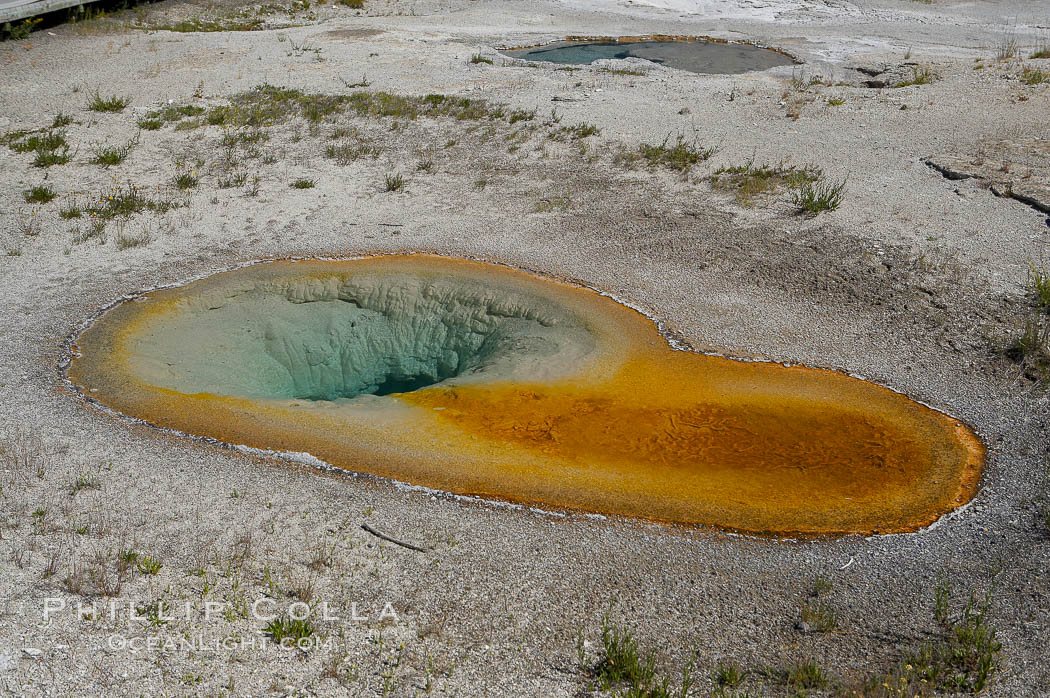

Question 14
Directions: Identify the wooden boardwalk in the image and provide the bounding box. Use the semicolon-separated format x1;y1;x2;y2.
1;0;93;25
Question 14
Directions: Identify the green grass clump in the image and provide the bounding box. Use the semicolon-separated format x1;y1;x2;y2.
264;617;315;644
337;0;365;7
792;178;846;215
384;173;404;192
92;141;134;167
863;590;1002;695
196;84;518;129
23;185;57;204
470;53;493;65
137;118;163;130
291;177;315;189
1020;65;1049;85
5;130;72;167
1032;47;1050;59
151;18;263;32
88;90;131;113
51;112;74;128
712;661;747;688
136;554;162;574
786;659;828;691
590;617;695;698
711;161;821;205
86;183;179;220
60;199;83;219
636;134;716;172
893;65;936;87
172;172;199;190
799;600;839;632
144;104;206;125
560;122;600;139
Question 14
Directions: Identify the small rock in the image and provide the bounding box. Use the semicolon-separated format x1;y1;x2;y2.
22;648;41;658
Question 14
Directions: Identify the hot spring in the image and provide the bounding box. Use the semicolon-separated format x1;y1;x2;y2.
68;256;983;536
501;37;795;74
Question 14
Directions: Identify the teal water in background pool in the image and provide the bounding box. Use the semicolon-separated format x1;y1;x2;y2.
502;40;794;74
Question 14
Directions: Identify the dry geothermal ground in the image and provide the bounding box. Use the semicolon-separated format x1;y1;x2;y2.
1;0;1050;695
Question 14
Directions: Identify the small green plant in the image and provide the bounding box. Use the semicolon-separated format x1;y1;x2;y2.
1020;65;1049;85
60;199;83;219
792;178;846;215
470;53;493;65
800;600;839;632
264;616;315;643
337;0;365;8
69;473;101;496
787;659;828;690
88;90;131;113
87;183;179;220
560;122;600;139
1033;44;1050;60
6;130;72;167
4;17;41;40
172;172;199;190
23;185;57;204
117;549;139;573
1028;264;1050;310
711;162;821;205
291;178;315;189
384;173;405;192
893;65;936;87
827;96;846;106
115;229;152;250
92;140;134;167
52;112;74;128
590;617;694;697
137;118;163;130
636;133;716;172
712;661;747;688
137;555;162;575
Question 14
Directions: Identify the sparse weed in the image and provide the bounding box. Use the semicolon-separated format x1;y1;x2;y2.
137;118;163;130
264;616;315;643
787;659;828;691
52;112;74;128
172;171;199;190
800;600;839;632
893;65;936;87
635;133;716;172
137;555;162;575
712;661;747;688
92;140;134;167
291;178;315;189
792;177;846;214
1020;65;1049;85
23;185;57;204
470;53;493;65
115;228;152;250
384;173;404;192
69;472;101;496
711;161;820;205
88;90;131;113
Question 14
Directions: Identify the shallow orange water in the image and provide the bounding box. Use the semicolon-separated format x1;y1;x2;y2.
68;256;983;536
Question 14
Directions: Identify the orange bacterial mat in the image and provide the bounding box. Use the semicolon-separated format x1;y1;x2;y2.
68;256;983;536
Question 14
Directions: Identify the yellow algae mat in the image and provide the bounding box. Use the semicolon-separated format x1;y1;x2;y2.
69;256;983;536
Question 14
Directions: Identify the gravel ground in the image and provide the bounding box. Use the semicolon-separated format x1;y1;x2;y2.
1;0;1049;695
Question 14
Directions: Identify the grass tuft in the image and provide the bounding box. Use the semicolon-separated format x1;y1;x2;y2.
1020;65;1049;85
88;90;131;113
92;140;134;167
384;173;404;192
470;53;494;65
792;178;847;215
23;185;57;204
264;617;315;644
711;161;821;205
172;172;199;190
636;133;716;172
893;65;936;87
291;178;315;189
